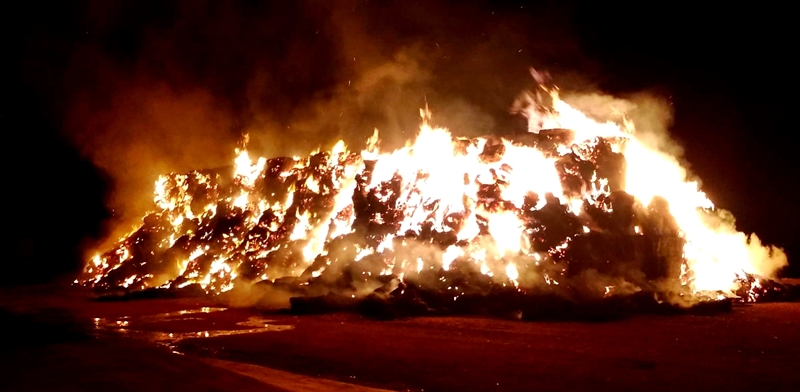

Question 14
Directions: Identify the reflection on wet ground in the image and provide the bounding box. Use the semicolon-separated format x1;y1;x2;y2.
92;307;294;353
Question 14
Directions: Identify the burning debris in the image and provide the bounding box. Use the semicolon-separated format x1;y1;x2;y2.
78;78;793;318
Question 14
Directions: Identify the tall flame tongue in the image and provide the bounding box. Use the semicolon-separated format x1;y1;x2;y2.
80;79;786;305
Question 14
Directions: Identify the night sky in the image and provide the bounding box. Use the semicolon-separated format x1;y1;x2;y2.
3;0;797;285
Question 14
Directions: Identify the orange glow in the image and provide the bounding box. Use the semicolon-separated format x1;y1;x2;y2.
79;78;786;303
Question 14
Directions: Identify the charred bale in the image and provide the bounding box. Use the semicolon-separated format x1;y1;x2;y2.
478;136;506;163
594;138;626;192
528;193;582;252
531;129;575;157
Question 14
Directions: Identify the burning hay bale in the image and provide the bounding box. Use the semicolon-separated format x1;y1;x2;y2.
78;84;792;319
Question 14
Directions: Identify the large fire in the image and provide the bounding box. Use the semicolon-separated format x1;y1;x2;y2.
78;76;788;310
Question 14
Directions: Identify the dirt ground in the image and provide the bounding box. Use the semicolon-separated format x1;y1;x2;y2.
1;284;798;392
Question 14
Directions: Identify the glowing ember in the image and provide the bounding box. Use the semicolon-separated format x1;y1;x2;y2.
78;73;787;307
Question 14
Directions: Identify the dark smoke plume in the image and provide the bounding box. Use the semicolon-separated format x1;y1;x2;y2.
58;0;597;252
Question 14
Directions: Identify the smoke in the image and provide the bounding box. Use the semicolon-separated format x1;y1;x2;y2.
67;79;238;244
219;282;295;310
745;234;788;278
560;91;680;154
57;0;788;292
246;46;435;157
555;89;788;278
698;210;788;278
57;0;595;256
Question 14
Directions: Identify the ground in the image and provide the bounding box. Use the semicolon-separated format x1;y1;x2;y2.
1;283;798;392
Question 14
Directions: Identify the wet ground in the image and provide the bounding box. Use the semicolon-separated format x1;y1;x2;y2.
1;283;798;391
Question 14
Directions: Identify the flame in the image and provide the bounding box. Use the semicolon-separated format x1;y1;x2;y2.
79;77;786;303
506;263;519;286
